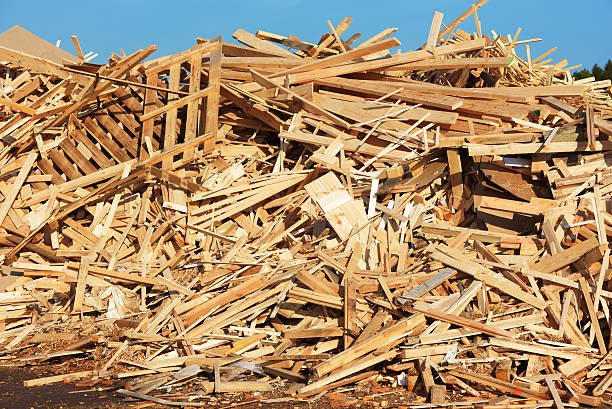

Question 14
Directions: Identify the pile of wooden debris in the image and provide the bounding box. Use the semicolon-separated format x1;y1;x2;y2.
1;1;612;407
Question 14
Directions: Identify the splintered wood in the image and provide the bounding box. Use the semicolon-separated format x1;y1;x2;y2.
0;2;612;407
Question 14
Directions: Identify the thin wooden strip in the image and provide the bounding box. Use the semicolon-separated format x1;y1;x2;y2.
140;86;213;122
407;305;515;339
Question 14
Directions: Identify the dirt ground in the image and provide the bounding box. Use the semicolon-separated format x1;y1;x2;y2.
0;366;121;408
0;364;441;409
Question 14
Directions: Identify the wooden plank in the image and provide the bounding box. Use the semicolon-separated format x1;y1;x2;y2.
430;243;547;309
344;243;364;349
162;63;180;168
578;276;607;354
425;11;444;48
447;149;463;208
315;95;458;126
145;41;221;74
70;35;85;59
437;0;489;41
467;141;612;156
140;86;213;122
232;29;298;58
82;117;132;163
23;370;96;387
489;338;581;360
203;40;222;153
448;368;547;401
95;113;138;157
305;172;369;245
407;305;515;339
287;39;486;85
299;350;396;396
530;236;599;274
279;130;408;160
0;45;90;84
178;275;269;321
250;70;351;128
140;73;158;158
313;313;425;377
0;152;37;227
0;96;35;115
388;57;512;71
315;77;463;111
183;52;202;160
278;37;401;77
397;268;457;304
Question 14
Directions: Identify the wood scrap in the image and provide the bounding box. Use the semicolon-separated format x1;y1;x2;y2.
0;4;610;408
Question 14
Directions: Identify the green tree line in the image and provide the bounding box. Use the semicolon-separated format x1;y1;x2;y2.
573;59;612;81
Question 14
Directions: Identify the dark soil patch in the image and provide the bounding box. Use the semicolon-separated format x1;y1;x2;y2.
0;366;122;409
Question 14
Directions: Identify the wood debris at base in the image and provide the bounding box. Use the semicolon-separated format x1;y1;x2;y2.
0;2;612;407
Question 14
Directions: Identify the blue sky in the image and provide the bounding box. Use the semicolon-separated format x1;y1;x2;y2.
1;0;610;72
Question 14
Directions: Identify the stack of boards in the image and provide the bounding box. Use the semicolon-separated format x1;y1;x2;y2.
1;0;612;407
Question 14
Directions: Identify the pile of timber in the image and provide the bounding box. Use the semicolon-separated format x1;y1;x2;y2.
1;1;612;407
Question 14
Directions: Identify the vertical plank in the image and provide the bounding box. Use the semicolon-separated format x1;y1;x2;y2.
163;63;181;169
579;276;607;354
344;242;364;350
203;39;222;154
446;149;463;209
543;375;565;409
70;35;85;60
184;53;202;161
73;255;92;313
586;104;596;151
426;11;444;48
140;73;158;159
74;234;110;313
542;216;562;256
593;249;610;335
594;186;608;245
471;4;482;38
